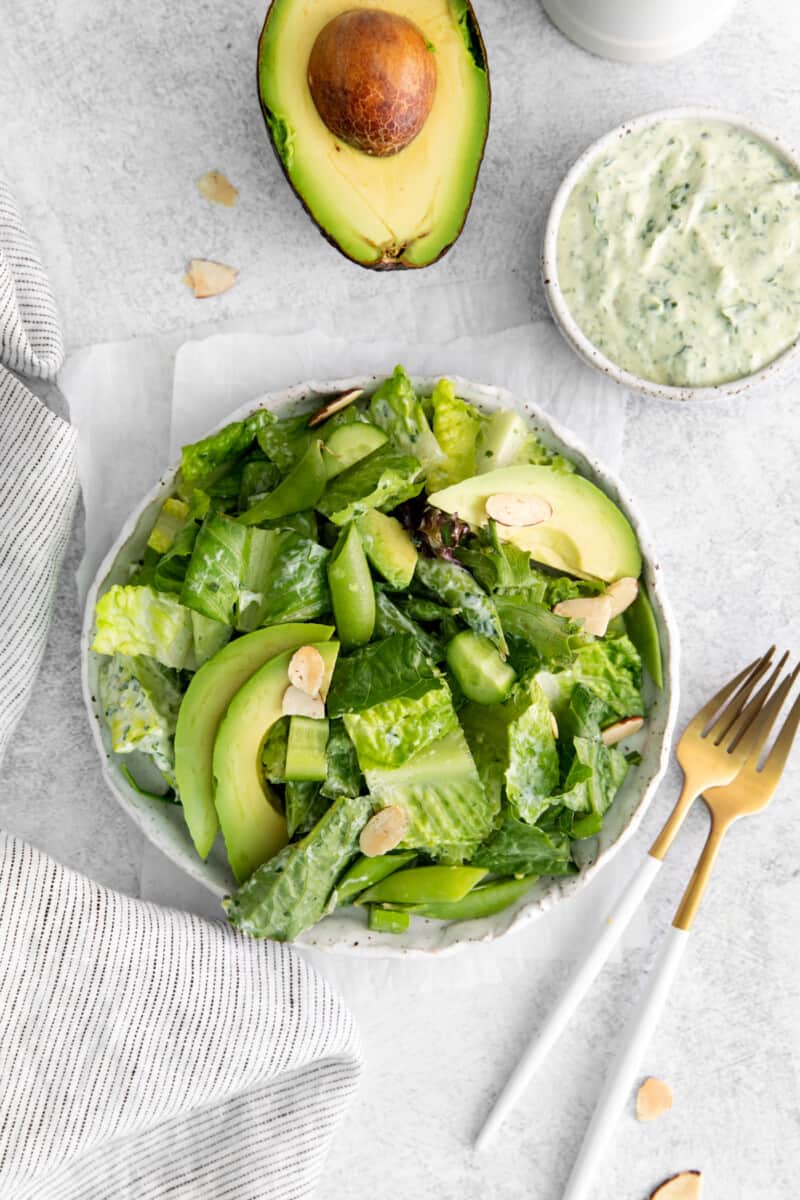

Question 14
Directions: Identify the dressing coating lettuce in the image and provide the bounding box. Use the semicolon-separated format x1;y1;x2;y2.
317;446;424;525
427;378;481;491
344;682;458;769
98;654;182;785
327;634;437;716
368;365;444;474
93;584;194;670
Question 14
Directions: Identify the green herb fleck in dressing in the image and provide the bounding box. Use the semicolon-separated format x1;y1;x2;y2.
557;120;800;386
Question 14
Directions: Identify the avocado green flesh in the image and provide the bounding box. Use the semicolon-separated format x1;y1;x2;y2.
257;0;490;268
356;508;418;588
428;465;642;583
175;623;333;861
213;640;339;883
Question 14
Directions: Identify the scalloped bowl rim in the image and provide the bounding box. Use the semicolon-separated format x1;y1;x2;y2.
82;373;680;957
541;106;800;403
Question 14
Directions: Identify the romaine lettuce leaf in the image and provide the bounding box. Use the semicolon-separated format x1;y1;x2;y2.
471;813;576;877
427;378;481;491
320;720;363;800
93;585;194;670
239;459;282;510
256;530;330;625
365;727;497;863
147;498;190;554
541;634;644;725
152;523;198;595
225;794;372;940
327;634;437;716
554;735;629;816
496;594;581;670
344;682;458;769
373;589;443;661
414;556;506;653
285;781;330;840
98;654;183;785
368;366;444;473
256;414;314;472
180;512;247;625
180;410;272;489
191;612;231;666
316;446;424;525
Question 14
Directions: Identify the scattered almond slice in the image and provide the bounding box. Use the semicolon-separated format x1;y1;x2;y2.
307;388;364;428
196;169;239;207
553;594;614;638
282;684;325;719
359;805;409;856
602;716;645;747
485;492;553;527
184;259;238;299
288;645;325;697
650;1171;702;1200
636;1076;673;1121
606;576;639;617
550;712;559;739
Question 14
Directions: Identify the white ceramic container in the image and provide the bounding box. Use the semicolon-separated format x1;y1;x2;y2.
542;0;738;62
82;374;679;957
542;107;800;403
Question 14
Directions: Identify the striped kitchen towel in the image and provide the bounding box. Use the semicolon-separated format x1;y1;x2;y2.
0;181;362;1199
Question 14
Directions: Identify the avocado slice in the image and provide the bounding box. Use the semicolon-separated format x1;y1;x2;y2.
355;509;418;588
175;623;333;861
257;0;490;269
428;466;642;583
213;640;340;883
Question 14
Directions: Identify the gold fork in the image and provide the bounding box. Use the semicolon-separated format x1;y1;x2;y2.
560;654;800;1200
477;647;783;1152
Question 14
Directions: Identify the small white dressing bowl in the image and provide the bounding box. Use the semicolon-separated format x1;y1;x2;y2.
541;107;800;403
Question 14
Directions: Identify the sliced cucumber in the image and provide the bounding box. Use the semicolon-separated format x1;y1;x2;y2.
323;422;387;479
285;716;329;782
445;631;516;705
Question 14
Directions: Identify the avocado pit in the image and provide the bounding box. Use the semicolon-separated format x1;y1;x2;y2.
307;9;436;157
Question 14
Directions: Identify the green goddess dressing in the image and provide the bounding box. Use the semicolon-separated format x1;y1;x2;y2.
556;119;800;386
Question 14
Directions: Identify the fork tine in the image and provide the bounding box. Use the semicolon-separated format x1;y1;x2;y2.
688;648;774;737
759;685;800;780
712;652;789;746
729;663;799;761
703;647;776;741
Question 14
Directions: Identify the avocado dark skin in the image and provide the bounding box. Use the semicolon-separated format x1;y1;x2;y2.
256;0;491;270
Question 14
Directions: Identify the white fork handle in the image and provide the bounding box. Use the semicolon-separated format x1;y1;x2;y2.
562;924;690;1200
475;852;663;1152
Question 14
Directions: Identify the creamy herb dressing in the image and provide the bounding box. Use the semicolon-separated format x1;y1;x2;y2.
557;119;800;386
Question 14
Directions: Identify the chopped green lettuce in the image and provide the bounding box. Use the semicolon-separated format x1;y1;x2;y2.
225;794;373;940
541;634;644;725
427;378;481;491
327;634;438;716
320;720;363;800
415;557;506;653
496;595;581;671
93;585;194;670
373;589;443;661
191;612;231;666
147;498;190;554
239;459;282;509
180;410;272;490
365;727;497;863
471;813;576;877
256;414;313;472
180;512;247;625
98;654;183;785
317;446;424;525
554;736;629;816
152;523;198;595
256;530;330;625
344;682;458;769
285;781;330;839
369;366;444;473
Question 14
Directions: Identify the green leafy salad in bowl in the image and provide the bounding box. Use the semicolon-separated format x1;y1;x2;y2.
85;368;676;951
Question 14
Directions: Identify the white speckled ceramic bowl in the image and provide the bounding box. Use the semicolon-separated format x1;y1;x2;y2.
542;107;800;403
82;374;679;956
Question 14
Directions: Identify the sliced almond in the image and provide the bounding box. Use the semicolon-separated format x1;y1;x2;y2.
282;684;325;719
636;1076;673;1121
307;388;364;428
485;492;553;527
601;716;645;747
288;645;326;697
549;712;559;739
606;576;639;617
650;1171;702;1200
359;806;409;857
553;594;614;638
184;259;238;299
196;169;239;207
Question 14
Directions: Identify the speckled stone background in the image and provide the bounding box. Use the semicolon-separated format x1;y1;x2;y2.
2;1;800;1197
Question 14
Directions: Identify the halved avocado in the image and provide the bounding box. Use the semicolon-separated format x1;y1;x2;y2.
257;0;491;269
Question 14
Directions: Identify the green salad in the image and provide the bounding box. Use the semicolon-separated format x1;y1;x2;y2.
91;367;662;941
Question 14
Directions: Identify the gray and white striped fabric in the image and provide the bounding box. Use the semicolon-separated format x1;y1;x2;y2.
0;182;362;1198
